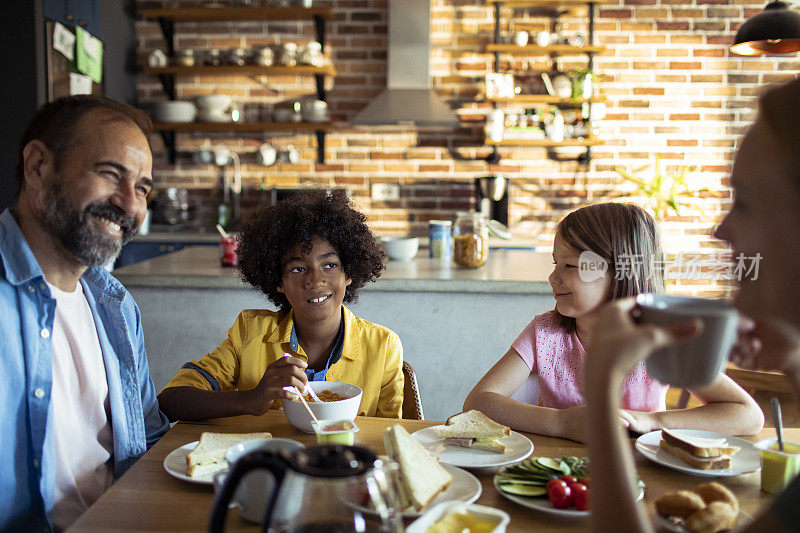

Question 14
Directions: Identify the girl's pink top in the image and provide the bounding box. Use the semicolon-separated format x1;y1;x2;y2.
511;311;668;411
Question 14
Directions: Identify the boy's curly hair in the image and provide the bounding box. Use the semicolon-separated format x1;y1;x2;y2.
237;190;387;310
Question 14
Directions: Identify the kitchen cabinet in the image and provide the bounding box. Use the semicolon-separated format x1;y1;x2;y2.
44;0;99;37
484;0;610;161
140;6;335;164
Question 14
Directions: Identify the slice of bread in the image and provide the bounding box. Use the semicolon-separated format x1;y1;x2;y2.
186;431;271;477
443;436;507;453
436;410;511;439
384;425;453;511
659;440;732;470
661;430;740;458
470;438;507;454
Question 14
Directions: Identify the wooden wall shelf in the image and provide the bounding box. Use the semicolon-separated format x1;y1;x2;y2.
153;122;334;133
487;0;613;6
145;65;336;77
141;5;334;165
140;7;334;22
487;95;606;104
486;44;605;55
486;138;603;147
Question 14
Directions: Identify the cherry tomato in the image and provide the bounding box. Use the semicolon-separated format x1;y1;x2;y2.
560;475;577;484
568;482;589;511
548;482;572;509
546;479;567;495
579;477;590;487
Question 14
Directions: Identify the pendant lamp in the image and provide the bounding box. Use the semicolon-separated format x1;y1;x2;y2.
731;1;800;55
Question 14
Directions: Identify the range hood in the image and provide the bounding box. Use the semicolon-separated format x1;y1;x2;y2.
350;0;459;128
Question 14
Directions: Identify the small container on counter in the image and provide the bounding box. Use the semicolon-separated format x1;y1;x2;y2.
453;212;489;268
756;438;800;494
311;419;359;445
428;220;452;259
220;235;237;267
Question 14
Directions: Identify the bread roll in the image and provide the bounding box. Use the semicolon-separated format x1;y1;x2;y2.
693;482;739;515
686;501;737;533
654;490;706;519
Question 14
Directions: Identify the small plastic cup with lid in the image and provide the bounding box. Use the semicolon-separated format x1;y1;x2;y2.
311;419;359;446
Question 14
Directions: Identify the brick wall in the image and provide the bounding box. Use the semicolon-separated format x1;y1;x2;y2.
135;0;797;295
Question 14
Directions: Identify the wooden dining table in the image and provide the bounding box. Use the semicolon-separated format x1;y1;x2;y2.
68;411;796;532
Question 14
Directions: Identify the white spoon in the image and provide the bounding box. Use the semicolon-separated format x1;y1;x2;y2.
281;353;322;402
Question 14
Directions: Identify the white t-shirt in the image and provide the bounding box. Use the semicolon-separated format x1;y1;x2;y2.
47;280;114;531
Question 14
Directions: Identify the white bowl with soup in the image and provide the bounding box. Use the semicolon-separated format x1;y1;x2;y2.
283;381;362;433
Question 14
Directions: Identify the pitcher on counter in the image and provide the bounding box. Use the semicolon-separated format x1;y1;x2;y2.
464;202;764;442
158;190;404;420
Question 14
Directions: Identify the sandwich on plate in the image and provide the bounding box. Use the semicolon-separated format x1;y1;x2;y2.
659;429;740;470
185;431;271;478
435;410;511;453
383;425;453;511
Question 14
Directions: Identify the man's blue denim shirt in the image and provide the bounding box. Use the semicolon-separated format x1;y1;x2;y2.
0;209;170;532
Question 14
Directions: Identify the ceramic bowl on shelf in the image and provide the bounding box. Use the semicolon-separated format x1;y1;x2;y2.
153;101;197;123
380;236;419;261
195;94;233;115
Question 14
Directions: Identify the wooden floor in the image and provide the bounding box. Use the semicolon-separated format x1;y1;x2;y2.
665;387;800;429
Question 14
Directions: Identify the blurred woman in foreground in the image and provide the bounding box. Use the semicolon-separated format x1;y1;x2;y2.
586;78;800;532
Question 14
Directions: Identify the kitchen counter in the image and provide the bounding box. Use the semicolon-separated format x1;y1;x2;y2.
116;246;555;419
132;231;219;243
113;245;553;293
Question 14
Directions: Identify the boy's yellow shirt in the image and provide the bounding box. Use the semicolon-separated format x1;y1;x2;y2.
163;306;404;418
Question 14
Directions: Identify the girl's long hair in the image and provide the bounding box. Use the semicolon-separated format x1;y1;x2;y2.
555;202;665;332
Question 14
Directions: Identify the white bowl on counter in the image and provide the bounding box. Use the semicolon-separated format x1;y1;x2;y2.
153;101;197;123
380;236;419;261
283;381;362;433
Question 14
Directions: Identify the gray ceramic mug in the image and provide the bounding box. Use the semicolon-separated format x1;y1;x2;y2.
637;294;739;388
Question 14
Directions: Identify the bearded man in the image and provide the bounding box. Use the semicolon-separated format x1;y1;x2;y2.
0;95;169;532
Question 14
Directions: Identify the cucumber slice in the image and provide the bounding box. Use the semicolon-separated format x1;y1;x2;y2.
534;457;563;472
495;478;547;486
499;484;548;497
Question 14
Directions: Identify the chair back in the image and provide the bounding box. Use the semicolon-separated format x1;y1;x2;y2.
401;361;424;420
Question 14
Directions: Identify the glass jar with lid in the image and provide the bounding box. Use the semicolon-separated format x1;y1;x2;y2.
175;49;195;67
253;46;274;66
204;49;222;66
453;212;489;268
279;42;298;66
225;48;248;66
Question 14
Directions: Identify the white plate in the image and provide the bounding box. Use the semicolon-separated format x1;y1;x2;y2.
635;430;761;477
493;476;643;518
163;441;215;485
656;510;752;532
348;464;481;518
411;427;533;469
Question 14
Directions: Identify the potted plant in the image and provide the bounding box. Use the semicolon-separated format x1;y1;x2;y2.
614;154;719;220
570;68;603;102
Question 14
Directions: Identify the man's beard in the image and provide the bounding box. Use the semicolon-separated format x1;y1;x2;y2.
41;182;138;268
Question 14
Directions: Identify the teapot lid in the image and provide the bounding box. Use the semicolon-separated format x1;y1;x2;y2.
290;445;378;478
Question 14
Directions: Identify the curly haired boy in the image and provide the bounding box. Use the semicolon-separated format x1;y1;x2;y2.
158;190;404;420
